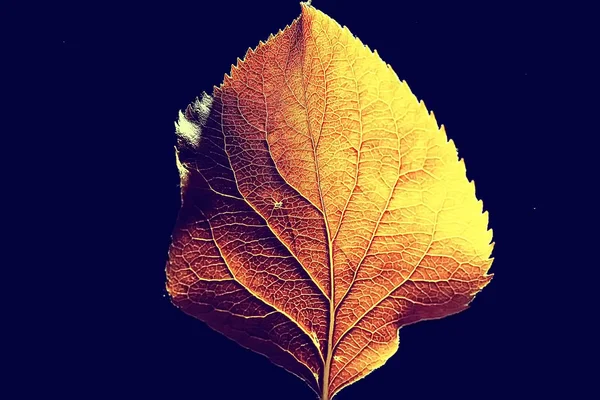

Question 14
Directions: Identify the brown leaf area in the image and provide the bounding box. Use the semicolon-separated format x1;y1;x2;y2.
166;4;493;399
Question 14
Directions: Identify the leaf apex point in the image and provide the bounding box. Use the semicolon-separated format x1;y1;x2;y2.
300;0;312;9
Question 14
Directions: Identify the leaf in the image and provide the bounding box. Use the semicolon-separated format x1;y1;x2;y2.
166;3;493;399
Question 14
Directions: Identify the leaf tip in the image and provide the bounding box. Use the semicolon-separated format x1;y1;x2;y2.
300;0;313;9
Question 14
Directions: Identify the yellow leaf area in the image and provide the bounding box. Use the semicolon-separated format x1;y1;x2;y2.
166;4;493;400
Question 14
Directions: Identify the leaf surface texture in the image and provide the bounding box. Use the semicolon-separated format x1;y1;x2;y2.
166;4;493;399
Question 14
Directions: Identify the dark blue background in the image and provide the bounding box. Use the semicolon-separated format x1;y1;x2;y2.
30;0;591;399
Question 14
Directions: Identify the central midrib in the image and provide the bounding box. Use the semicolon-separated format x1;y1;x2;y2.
304;73;336;400
293;16;336;400
307;113;335;400
321;229;335;400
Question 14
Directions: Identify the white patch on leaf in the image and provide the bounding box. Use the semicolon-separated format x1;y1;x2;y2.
174;147;189;190
175;92;213;149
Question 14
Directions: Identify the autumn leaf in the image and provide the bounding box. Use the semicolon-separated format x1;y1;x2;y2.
166;3;493;399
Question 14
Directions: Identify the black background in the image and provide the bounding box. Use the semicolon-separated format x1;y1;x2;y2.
19;0;593;399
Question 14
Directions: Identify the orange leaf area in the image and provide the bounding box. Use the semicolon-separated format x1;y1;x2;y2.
166;3;493;399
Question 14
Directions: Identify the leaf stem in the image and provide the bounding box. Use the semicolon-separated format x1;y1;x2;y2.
321;290;335;399
321;217;336;400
